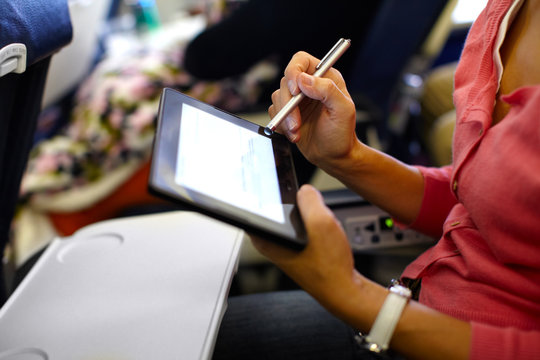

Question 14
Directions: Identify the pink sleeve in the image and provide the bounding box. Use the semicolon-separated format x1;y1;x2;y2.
471;322;540;360
408;165;457;238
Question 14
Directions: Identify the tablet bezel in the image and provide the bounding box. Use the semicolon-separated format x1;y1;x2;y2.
149;88;307;249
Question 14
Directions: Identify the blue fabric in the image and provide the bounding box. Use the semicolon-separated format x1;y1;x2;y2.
0;1;72;304
0;59;51;304
0;0;72;66
348;0;449;115
212;290;403;360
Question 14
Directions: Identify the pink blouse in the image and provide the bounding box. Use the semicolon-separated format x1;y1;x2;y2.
401;0;540;358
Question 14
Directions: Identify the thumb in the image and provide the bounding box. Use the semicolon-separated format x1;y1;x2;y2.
297;184;333;224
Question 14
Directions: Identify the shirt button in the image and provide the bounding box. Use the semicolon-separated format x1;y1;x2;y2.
453;180;458;192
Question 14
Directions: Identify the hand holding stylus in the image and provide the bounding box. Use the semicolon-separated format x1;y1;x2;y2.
264;38;351;136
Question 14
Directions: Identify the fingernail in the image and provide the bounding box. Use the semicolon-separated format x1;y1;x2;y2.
286;115;298;130
288;80;298;95
288;131;298;143
300;73;313;86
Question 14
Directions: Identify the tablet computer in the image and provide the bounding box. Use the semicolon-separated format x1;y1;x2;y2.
149;88;307;249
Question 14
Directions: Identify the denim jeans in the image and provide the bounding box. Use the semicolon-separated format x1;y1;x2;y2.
212;290;403;360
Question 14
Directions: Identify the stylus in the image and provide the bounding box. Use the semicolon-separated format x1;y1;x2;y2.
264;38;351;136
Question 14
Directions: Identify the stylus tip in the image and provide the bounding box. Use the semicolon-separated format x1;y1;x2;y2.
264;127;273;136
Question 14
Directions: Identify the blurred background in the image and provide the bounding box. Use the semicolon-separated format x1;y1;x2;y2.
7;0;489;295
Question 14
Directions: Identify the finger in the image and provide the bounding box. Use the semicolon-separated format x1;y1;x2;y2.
271;88;280;105
297;73;337;103
268;82;292;136
268;104;276;119
281;113;301;143
274;77;301;142
278;77;292;105
296;184;333;223
297;185;344;248
285;52;348;91
284;51;320;86
250;234;299;262
297;73;353;116
268;89;281;119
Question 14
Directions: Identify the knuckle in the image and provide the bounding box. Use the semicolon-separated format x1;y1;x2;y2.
286;51;312;76
293;50;308;58
309;211;339;234
268;104;275;116
324;79;335;93
319;78;336;102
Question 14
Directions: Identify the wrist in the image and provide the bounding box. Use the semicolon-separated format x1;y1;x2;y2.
362;280;412;353
321;271;388;333
317;138;369;180
318;141;424;224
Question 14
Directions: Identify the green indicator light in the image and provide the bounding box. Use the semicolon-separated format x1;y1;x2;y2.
385;218;394;229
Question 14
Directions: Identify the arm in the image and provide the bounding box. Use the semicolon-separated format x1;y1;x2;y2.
269;51;424;224
254;186;540;360
410;165;457;238
252;185;471;360
471;322;540;360
260;52;472;359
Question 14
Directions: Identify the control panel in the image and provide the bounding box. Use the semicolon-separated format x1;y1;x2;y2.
323;189;434;252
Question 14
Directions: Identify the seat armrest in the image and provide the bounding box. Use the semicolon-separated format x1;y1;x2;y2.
0;0;73;76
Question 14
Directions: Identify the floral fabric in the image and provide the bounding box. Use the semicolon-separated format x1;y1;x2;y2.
20;42;277;204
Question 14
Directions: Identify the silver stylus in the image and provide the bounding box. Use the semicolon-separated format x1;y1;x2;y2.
264;38;351;135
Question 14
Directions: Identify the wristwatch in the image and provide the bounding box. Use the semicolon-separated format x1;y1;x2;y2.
363;279;412;353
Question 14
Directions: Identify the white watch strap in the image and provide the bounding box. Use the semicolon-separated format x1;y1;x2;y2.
364;284;411;352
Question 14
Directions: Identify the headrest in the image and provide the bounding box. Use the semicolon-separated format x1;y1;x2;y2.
0;0;73;76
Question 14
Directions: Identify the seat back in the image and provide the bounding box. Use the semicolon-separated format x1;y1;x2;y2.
347;0;454;121
0;0;73;304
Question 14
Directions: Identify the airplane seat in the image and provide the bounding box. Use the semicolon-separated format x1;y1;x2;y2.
310;0;459;284
0;0;73;304
345;0;457;161
37;0;119;143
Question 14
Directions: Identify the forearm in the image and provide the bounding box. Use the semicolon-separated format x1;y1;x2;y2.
254;185;470;359
318;140;425;225
327;272;471;360
396;300;471;360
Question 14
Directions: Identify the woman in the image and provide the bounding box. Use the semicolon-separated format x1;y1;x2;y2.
213;0;540;358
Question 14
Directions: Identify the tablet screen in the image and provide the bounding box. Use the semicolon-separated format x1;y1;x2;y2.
176;103;285;223
149;88;306;248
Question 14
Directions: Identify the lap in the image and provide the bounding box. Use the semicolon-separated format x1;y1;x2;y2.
212;290;399;360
